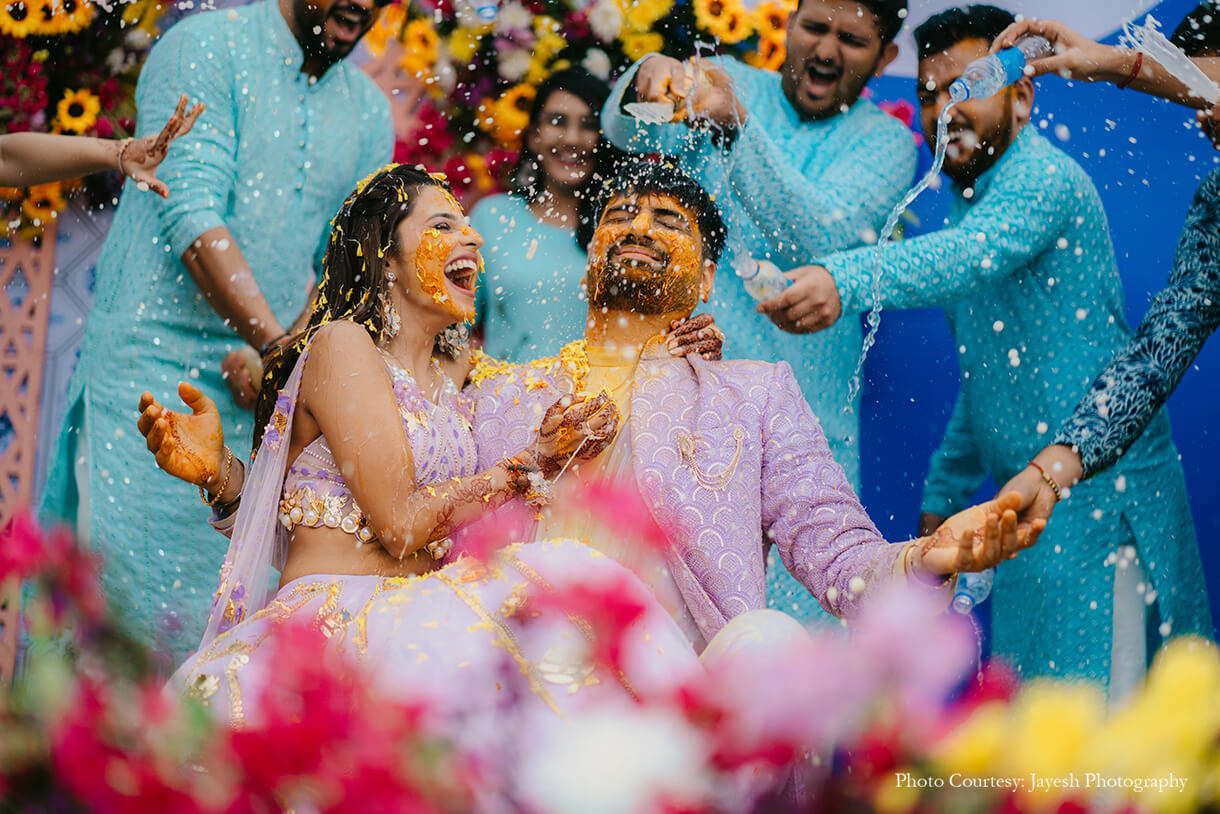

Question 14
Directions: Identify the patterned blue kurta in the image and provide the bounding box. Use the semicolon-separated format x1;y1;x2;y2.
822;128;1212;682
1056;168;1220;478
39;0;391;658
603;56;916;619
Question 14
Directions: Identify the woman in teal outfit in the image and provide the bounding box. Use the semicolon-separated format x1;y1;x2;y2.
471;68;624;362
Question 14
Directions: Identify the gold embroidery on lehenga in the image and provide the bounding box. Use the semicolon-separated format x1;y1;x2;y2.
503;554;638;701
432;568;563;717
675;427;744;490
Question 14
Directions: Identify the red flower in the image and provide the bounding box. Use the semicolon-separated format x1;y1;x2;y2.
94;117;114;138
525;570;649;674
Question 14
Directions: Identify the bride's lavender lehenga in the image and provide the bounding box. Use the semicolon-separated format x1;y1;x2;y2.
169;347;699;740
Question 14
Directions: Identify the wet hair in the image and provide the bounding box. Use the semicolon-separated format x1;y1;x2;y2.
253;164;454;448
913;4;1016;61
515;67;626;209
796;0;908;46
576;158;727;264
1172;2;1220;57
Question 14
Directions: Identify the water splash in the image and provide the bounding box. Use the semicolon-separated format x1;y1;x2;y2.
844;95;963;408
1120;15;1220;105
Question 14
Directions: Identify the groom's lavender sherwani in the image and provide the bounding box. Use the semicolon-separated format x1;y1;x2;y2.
464;341;906;642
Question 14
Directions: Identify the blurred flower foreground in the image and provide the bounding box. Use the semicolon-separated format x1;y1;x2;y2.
3;506;1220;814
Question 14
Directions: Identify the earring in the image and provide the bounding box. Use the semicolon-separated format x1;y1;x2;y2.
380;293;401;344
386;270;397;283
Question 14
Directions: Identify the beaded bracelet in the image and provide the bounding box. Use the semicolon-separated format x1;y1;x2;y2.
1028;460;1062;502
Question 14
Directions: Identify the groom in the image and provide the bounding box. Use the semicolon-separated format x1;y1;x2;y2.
462;158;1037;649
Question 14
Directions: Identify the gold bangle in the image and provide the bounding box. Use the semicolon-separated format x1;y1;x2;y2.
199;446;233;507
1028;460;1062;502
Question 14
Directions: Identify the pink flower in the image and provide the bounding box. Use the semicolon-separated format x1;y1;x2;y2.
525;570;649;675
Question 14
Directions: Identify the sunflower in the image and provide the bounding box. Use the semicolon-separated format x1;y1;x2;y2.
399;18;439;76
478;83;535;149
50;0;92;34
744;30;786;72
0;0;38;37
364;3;405;56
0;187;25;203
693;0;751;44
56;88;100;134
447;25;488;64
750;0;790;38
620;30;663;61
26;0;57;34
20;182;67;226
616;0;672;32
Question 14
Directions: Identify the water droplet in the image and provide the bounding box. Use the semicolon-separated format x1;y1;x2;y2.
992;320;1004;332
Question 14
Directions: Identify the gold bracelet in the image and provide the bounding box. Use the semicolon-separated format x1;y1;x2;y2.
199;446;233;507
1028;460;1062;502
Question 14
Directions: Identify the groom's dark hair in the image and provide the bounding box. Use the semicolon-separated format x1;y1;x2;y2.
577;158;727;263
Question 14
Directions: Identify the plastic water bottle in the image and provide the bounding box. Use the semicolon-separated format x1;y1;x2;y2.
733;255;789;300
952;568;994;614
950;35;1053;102
472;0;498;21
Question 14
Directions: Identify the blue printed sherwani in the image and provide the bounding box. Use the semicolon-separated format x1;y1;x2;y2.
822;127;1212;683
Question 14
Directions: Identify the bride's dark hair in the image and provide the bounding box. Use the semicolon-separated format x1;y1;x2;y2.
253;164;455;449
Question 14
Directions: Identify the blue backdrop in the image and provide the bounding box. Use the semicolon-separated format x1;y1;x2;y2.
858;0;1219;637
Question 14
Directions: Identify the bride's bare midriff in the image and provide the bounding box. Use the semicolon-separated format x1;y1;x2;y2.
278;525;438;587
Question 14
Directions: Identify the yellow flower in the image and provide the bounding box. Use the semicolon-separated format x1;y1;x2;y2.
49;0;92;34
873;768;921;814
465;153;495;192
478;83;536;149
0;0;39;37
693;0;751;44
525;24;567;84
399;18;439;77
121;0;168;37
364;3;406;56
751;0;790;36
620;30;663;61
930;701;1008;778
448;25;489;64
56;88;101;134
1;186;25;203
744;30;786;71
20;182;66;225
1006;680;1105;800
615;0;672;32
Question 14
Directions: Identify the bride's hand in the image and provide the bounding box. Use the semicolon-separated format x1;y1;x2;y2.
532;391;622;477
137;382;226;488
907;492;1046;581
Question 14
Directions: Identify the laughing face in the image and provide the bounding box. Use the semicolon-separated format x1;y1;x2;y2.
585;192;713;317
780;0;898;121
526;90;601;194
390;186;484;323
918;38;1031;187
292;0;381;71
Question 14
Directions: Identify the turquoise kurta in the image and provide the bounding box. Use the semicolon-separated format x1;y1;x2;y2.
470;193;590;362
823;128;1212;682
39;0;391;658
603;56;916;619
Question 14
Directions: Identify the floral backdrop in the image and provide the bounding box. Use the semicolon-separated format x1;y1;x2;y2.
0;0;166;238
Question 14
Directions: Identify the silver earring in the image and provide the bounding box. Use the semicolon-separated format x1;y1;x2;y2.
381;294;401;343
386;270;397;282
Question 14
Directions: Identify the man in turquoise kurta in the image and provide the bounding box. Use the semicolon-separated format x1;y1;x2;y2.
791;6;1211;689
39;0;392;659
602;0;916;619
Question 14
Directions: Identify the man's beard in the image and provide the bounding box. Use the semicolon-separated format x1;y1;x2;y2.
587;257;700;315
294;0;367;69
